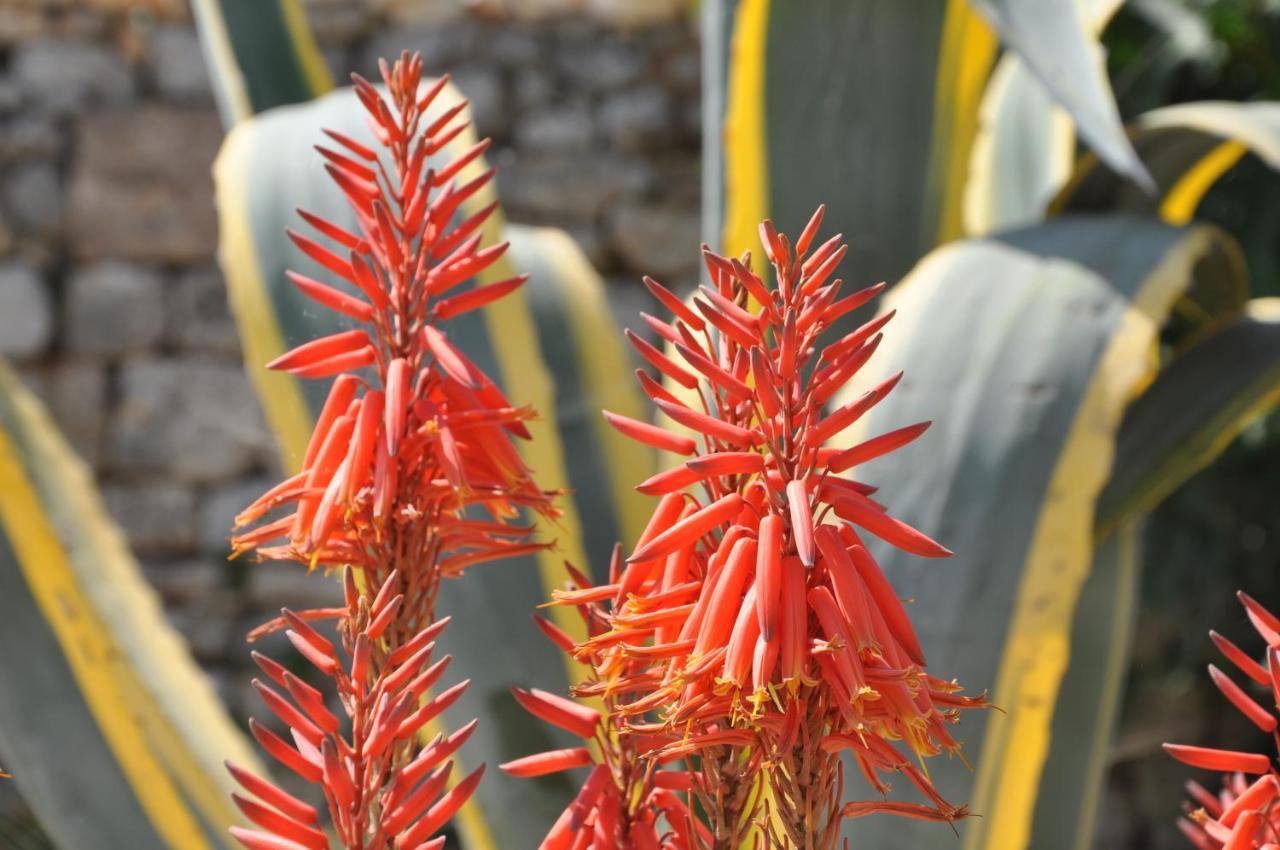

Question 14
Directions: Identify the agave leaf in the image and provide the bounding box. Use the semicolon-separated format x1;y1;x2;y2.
0;363;261;850
1098;298;1280;537
967;0;1153;193
827;215;1251;849
192;0;333;125
1055;101;1280;222
963;53;1076;236
963;0;1122;235
703;0;998;283
213;82;652;849
1025;517;1143;850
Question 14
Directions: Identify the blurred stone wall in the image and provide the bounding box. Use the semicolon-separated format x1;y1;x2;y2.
0;0;700;723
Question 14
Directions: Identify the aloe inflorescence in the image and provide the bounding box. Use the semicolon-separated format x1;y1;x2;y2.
510;210;987;849
226;51;557;850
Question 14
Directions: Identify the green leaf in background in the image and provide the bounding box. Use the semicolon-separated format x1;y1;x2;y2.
0;363;261;850
968;0;1154;192
703;0;998;284
964;0;1123;235
703;0;1155;284
824;216;1245;850
1027;517;1143;850
191;0;334;125
1097;297;1280;537
212;83;653;850
1055;101;1280;223
965;48;1077;236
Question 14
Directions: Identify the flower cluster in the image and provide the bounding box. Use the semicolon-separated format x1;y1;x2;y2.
517;209;985;848
227;51;555;850
502;548;705;849
232;574;478;850
1166;592;1280;850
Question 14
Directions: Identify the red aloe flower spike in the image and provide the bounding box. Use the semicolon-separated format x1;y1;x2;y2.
230;51;563;850
582;210;984;847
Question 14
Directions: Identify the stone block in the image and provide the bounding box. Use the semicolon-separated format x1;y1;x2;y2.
2;163;62;240
0;7;44;49
0;116;61;163
161;591;239;662
304;1;373;46
512;68;555;110
146;25;212;101
607;203;701;281
67;106;221;262
0;261;52;359
450;65;506;140
497;154;652;221
0;212;12;257
660;43;701;94
488;24;542;67
581;0;687;27
250;564;343;613
102;481;197;555
65;261;166;355
42;361;107;464
513;100;594;153
142;557;226;605
598;85;671;151
83;0;188;18
555;40;646;92
13;39;133;113
166;265;241;354
362;20;479;76
106;357;272;483
0;77;21;115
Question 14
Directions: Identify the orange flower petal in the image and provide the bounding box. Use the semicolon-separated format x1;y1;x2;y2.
1163;743;1272;774
501;747;594;778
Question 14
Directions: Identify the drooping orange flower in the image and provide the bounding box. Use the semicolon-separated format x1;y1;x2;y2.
542;207;985;846
503;551;705;850
227;51;557;850
1167;592;1280;850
